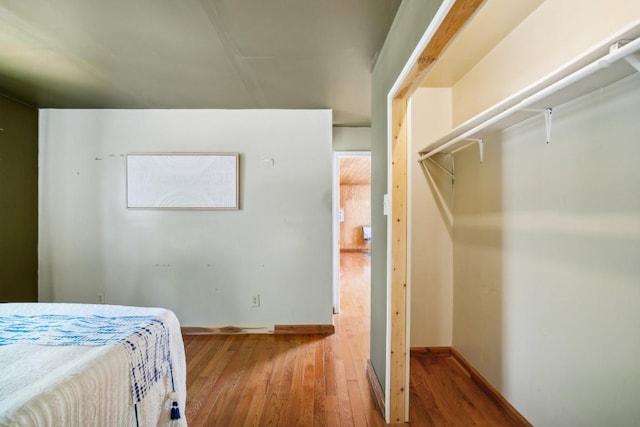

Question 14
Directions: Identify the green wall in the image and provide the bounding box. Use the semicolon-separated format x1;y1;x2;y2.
0;95;38;301
370;0;443;391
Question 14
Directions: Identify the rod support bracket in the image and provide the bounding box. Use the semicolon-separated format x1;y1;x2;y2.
524;108;553;143
463;138;484;163
544;107;552;144
424;156;455;185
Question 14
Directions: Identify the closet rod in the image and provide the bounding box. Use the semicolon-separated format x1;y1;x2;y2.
418;35;640;162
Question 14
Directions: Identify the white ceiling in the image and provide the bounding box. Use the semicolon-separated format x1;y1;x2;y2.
0;0;400;126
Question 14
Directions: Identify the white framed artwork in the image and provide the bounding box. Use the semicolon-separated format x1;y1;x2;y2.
126;153;239;210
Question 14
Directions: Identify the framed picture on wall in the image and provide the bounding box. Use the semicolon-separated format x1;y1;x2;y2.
126;153;239;210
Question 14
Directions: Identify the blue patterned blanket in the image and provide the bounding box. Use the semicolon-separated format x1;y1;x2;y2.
0;314;173;404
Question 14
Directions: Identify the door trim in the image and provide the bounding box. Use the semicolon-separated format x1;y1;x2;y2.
384;0;485;422
333;151;371;314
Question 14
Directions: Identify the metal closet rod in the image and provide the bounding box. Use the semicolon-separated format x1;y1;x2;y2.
417;35;640;162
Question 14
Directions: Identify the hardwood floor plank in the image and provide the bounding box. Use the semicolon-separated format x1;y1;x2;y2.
422;356;472;426
236;340;278;426
324;334;338;397
227;338;275;426
218;335;273;425
436;358;493;426
211;337;269;426
333;339;357;426
189;336;255;425
184;335;225;389
184;336;236;421
409;356;447;427
258;336;298;426
325;395;341;427
347;379;369;427
301;336;317;426
313;339;328;426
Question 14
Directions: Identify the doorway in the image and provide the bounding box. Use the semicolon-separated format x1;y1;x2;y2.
332;152;371;314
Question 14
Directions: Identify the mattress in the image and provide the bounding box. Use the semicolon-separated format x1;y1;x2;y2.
0;303;187;427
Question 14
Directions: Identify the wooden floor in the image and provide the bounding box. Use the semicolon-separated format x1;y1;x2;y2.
408;352;519;427
182;253;517;426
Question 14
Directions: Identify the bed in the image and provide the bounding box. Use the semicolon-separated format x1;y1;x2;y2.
0;303;187;427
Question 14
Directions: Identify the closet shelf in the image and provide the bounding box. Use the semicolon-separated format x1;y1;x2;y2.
418;32;640;163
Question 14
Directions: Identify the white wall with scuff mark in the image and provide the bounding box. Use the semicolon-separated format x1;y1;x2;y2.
38;109;333;327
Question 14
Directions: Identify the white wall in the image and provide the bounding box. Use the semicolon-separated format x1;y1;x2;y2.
408;88;453;347
453;73;640;426
38;109;334;327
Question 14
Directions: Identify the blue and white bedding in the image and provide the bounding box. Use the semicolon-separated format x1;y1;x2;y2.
0;303;187;427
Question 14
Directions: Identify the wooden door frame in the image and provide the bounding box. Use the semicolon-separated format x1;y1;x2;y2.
385;0;485;422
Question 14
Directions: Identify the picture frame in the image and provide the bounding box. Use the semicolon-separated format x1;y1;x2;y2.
126;153;239;210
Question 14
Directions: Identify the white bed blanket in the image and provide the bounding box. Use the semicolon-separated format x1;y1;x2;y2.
0;303;187;427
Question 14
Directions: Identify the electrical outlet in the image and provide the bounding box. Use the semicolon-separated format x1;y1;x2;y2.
97;293;105;304
251;294;260;307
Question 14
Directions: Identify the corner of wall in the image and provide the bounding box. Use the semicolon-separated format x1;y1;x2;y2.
332;127;371;152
